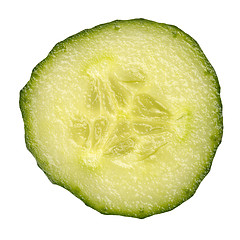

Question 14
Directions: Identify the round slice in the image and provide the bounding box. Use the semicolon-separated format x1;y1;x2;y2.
20;19;223;218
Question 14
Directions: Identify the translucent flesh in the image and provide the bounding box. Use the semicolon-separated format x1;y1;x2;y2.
20;19;222;218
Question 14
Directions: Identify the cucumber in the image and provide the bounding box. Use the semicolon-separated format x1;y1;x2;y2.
20;19;223;218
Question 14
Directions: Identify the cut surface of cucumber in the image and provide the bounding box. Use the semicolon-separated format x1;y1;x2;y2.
20;19;223;218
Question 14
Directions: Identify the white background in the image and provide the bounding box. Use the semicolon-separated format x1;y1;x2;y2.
1;0;239;239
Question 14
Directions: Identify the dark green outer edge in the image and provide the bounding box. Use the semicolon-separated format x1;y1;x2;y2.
19;18;223;219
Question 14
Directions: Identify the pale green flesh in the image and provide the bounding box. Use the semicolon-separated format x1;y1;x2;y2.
20;19;222;218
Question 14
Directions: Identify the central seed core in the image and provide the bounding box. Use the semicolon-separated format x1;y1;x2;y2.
70;61;171;167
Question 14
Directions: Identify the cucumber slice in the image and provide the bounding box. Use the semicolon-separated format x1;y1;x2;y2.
20;19;223;218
